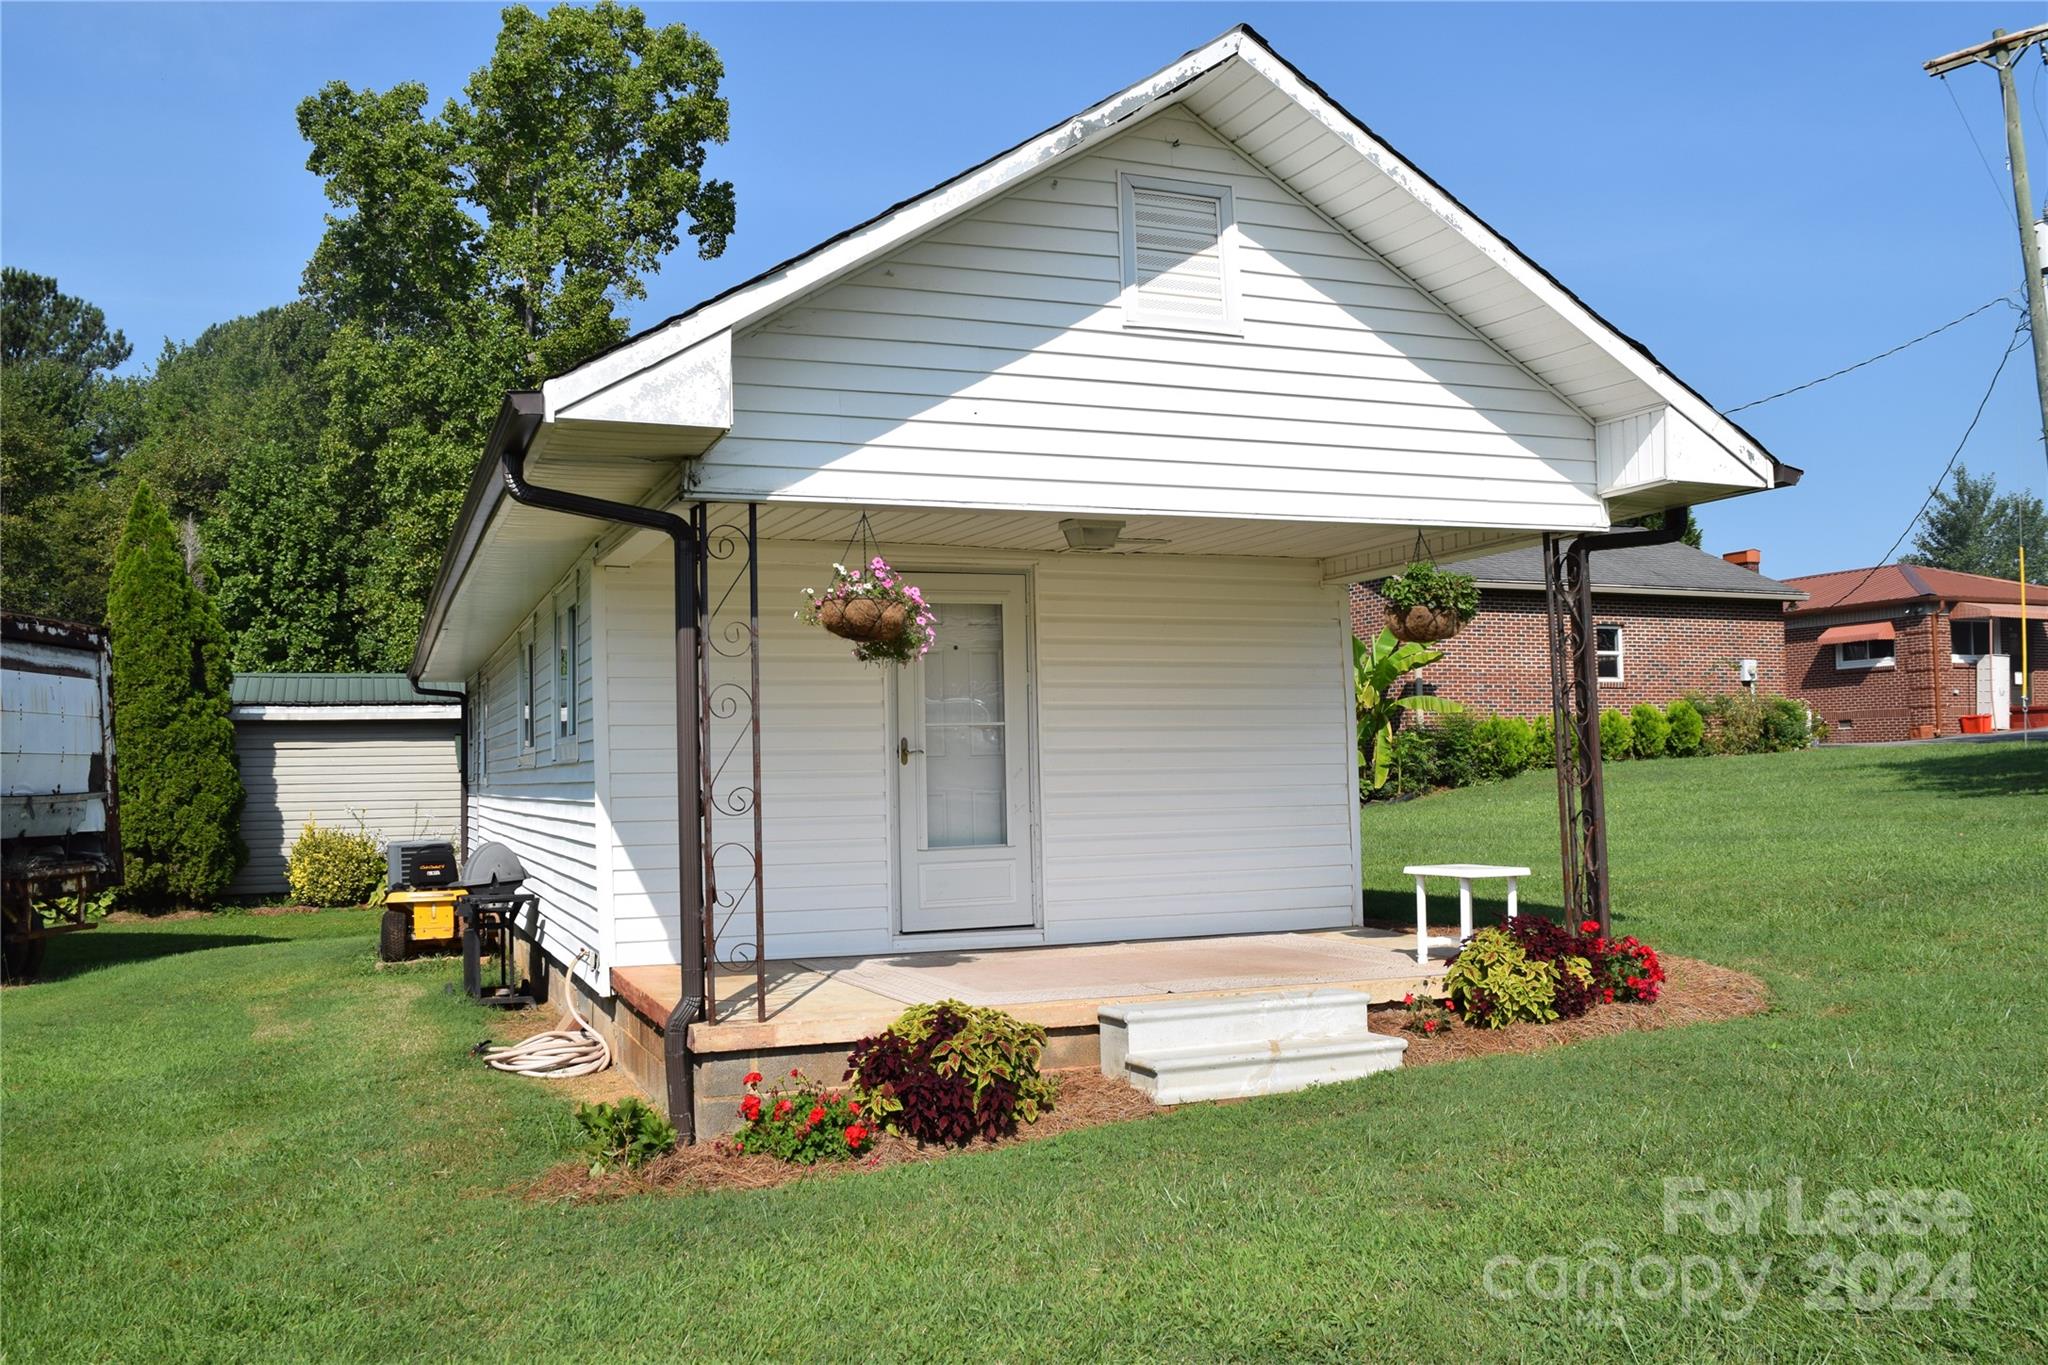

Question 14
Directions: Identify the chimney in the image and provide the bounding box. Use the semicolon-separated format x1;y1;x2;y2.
1722;548;1762;573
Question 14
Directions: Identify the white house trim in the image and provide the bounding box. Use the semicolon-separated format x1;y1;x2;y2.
228;704;460;722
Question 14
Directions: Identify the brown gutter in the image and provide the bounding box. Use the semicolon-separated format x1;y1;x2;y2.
495;401;708;1144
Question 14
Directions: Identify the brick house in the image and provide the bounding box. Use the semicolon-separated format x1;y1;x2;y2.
1350;542;1805;717
1780;563;2047;742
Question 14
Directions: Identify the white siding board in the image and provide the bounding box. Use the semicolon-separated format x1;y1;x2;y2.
706;115;1598;528
468;561;601;984
229;721;461;898
601;540;1359;965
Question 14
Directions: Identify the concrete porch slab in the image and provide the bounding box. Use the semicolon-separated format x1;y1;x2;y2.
611;927;1446;1055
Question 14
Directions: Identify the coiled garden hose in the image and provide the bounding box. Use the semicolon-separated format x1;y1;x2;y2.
477;953;612;1079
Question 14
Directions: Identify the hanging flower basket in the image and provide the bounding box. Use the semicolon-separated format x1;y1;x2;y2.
1386;603;1466;644
1380;561;1480;644
799;557;935;666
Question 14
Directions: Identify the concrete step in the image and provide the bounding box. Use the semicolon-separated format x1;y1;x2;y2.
1120;1034;1408;1105
1097;988;1376;1078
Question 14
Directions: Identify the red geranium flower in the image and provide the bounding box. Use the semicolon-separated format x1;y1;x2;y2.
1580;920;1601;934
1402;993;1414;1005
773;1098;794;1120
739;1094;762;1121
790;1068;802;1078
743;1071;762;1087
808;1105;826;1125
845;1124;868;1147
1423;1020;1438;1033
848;1100;861;1116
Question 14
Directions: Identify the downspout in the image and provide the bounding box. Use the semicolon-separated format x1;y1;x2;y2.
493;393;707;1144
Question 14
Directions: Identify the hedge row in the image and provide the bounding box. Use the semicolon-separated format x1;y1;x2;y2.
1377;692;1817;799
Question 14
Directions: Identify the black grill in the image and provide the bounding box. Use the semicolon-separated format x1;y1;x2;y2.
453;842;537;1007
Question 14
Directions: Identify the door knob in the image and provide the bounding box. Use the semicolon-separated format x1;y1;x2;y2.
899;737;924;765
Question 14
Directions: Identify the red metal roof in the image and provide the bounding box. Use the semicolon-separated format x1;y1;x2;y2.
1783;563;2048;614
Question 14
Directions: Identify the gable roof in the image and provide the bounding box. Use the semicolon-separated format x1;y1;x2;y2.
230;673;444;707
1783;564;2048;614
540;23;1793;491
1412;541;1805;601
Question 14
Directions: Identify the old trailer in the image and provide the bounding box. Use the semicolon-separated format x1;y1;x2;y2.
1;612;121;980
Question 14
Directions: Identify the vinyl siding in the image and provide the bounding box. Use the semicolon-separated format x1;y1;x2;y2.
230;721;461;898
603;538;1360;964
468;565;600;981
699;110;1597;528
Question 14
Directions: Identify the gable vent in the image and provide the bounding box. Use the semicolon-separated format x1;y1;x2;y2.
1120;174;1238;333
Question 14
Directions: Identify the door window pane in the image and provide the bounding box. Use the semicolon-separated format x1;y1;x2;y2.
922;602;1006;848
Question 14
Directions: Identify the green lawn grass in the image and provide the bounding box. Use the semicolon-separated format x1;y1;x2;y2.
5;743;2044;1361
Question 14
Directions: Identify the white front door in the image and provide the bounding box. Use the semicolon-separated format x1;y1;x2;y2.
894;573;1034;934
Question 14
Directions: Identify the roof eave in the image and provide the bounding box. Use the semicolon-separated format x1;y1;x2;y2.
406;391;546;683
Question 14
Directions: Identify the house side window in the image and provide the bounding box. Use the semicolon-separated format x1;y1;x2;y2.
522;632;538;750
558;601;578;740
1595;625;1623;682
1950;620;1990;662
1118;173;1238;334
1835;639;1895;670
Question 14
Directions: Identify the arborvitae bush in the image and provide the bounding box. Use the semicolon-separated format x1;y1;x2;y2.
1472;714;1539;781
108;485;245;904
1629;703;1670;759
1665;698;1706;756
1598;707;1634;760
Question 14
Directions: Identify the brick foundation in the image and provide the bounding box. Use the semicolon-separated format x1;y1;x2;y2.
520;935;1105;1140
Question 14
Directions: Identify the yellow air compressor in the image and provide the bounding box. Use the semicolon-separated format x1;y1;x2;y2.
378;840;466;963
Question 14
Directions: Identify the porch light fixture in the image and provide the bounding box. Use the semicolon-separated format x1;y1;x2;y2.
1060;518;1126;551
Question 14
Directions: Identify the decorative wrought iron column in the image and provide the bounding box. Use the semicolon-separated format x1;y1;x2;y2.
1542;510;1691;937
691;502;768;1022
1541;533;1610;934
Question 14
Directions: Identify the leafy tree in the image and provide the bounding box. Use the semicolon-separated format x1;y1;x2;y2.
209;442;358;670
295;1;736;666
107;484;245;904
123;304;332;524
1905;464;2047;581
0;271;134;619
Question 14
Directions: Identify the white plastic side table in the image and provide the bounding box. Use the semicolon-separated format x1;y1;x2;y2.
1401;863;1532;965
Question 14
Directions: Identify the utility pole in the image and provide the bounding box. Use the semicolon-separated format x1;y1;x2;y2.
1926;24;2048;463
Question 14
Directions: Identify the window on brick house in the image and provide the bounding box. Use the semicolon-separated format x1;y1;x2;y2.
1595;625;1623;682
1835;639;1895;670
1950;620;1991;662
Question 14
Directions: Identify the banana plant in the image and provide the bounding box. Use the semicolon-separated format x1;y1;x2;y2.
1355;627;1463;792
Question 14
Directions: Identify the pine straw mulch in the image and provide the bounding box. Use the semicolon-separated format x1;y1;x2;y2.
521;953;1767;1203
524;1067;1159;1203
1373;953;1769;1064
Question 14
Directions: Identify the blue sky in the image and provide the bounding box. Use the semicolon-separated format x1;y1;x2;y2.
3;2;2040;579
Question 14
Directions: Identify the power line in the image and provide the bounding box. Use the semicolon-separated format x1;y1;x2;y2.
1832;316;2030;608
1726;295;2018;413
1941;73;2015;215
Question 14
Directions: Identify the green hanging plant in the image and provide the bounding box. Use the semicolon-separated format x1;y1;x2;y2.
1379;561;1480;643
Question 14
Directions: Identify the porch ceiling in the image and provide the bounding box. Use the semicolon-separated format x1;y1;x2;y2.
624;500;1544;584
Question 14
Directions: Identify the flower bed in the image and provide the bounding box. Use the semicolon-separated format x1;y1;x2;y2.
1442;915;1667;1028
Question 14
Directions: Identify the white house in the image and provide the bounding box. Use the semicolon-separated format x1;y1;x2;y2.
408;26;1794;1132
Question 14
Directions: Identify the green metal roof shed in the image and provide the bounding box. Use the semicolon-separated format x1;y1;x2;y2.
227;674;461;900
